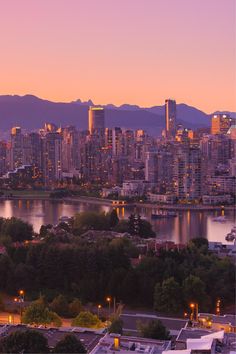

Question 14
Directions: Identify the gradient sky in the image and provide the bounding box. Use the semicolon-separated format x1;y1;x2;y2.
0;0;235;112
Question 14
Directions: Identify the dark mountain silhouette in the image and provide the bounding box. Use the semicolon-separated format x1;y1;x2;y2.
0;95;234;135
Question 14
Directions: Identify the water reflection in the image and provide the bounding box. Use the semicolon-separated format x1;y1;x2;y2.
0;199;233;244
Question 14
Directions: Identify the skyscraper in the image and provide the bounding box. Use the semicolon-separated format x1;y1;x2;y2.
10;127;24;169
211;114;232;134
165;99;176;137
88;107;105;134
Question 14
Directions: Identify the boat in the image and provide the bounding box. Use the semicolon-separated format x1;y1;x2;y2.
213;216;227;222
151;211;177;219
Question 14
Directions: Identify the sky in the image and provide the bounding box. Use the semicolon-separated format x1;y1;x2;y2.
0;0;235;112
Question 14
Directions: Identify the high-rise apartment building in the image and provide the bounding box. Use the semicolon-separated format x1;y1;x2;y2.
88;107;105;134
10;127;24;170
211;114;232;135
165;99;176;138
42;132;62;184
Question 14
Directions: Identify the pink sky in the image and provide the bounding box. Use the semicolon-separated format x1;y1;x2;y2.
0;0;235;112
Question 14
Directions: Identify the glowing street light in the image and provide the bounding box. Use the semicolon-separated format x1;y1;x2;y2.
189;302;199;321
106;297;111;315
15;290;25;323
97;304;102;317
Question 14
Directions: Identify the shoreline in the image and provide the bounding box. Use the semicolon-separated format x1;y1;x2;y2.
1;194;235;211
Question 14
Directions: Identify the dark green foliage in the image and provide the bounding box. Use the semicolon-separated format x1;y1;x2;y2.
50;294;69;317
109;209;119;228
73;211;110;234
138;319;170;340
0;233;234;314
108;316;123;334
154;277;182;313
139;219;156;238
53;334;86;353
0;330;49;353
68;298;83;317
0;217;33;242
128;214;155;238
190;237;209;248
71;311;101;328
22;297;62;327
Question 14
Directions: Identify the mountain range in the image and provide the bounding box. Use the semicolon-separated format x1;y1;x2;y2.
0;95;235;135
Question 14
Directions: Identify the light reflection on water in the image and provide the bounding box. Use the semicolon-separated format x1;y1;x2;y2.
0;199;233;244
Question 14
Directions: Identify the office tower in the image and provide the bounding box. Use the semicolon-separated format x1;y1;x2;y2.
211;114;232;134
88;107;105;134
10;127;24;169
165;99;176;137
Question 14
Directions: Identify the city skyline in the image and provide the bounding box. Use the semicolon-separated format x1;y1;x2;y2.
0;0;235;113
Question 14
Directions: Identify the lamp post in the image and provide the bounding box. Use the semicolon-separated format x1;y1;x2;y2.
97;304;102;318
189;302;199;321
14;290;25;324
190;303;195;321
106;297;111;315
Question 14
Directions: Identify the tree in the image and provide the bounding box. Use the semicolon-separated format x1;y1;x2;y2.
22;297;62;327
190;238;208;249
109;209;119;228
0;330;49;353
73;212;110;234
71;311;102;328
138;319;170;340
139;219;156;238
50;294;69;317
1;217;33;242
128;214;139;235
114;220;129;233
183;274;207;307
53;334;86;353
154;277;182;313
108;316;123;334
68;298;83;317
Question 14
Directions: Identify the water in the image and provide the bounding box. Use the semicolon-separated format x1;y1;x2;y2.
0;199;234;244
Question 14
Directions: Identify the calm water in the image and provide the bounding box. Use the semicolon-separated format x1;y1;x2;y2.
0;199;234;244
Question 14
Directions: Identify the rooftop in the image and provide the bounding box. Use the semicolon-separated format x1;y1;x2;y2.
90;333;171;354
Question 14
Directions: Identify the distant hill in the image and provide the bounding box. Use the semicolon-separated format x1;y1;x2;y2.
0;95;234;135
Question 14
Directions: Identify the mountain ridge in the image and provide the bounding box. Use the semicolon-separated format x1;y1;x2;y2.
0;94;234;135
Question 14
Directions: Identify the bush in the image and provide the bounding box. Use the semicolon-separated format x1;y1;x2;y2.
71;311;102;328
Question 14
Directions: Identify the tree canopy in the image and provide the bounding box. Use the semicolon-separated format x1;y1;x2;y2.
0;217;33;242
0;330;49;353
108;316;123;334
71;311;102;328
53;334;86;353
22;297;62;327
138;319;170;340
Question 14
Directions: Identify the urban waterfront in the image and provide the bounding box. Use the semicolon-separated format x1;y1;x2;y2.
0;199;234;244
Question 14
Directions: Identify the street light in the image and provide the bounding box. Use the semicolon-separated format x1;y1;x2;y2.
97;304;102;317
15;290;25;324
106;297;111;315
189;302;199;321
